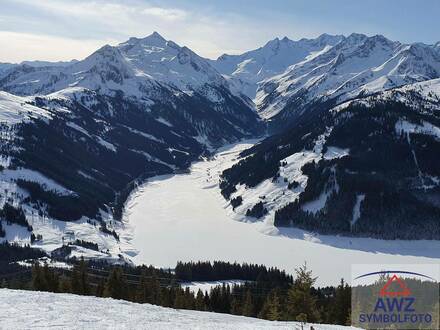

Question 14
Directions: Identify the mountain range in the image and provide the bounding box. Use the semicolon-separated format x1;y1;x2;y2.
0;31;439;261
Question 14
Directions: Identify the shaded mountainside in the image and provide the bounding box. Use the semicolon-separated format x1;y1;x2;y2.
0;83;262;230
0;33;263;261
220;80;440;239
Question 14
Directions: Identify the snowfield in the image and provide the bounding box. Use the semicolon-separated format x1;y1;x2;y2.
0;289;360;330
123;141;440;286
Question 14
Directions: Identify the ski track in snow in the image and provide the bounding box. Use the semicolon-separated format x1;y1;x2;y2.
0;289;360;330
122;140;440;286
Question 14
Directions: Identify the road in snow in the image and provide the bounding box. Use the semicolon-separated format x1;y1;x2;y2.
122;140;440;286
0;289;360;330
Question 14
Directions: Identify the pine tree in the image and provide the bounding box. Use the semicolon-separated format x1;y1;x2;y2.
95;279;105;297
266;290;282;321
286;263;320;322
159;286;173;307
71;258;89;295
183;287;195;310
241;290;254;317
58;275;71;293
42;263;59;292
195;289;206;311
333;279;351;325
230;296;241;315
104;267;126;300
32;262;47;291
173;288;186;309
136;271;149;303
258;289;282;320
149;275;161;305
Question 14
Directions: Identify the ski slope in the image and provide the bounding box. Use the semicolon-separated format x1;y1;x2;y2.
0;289;359;329
123;141;440;286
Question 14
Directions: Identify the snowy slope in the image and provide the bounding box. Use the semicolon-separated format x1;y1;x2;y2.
226;80;440;225
0;289;360;330
0;32;262;144
211;34;343;99
0;32;248;104
256;34;440;122
333;77;440;113
0;91;51;125
218;78;440;240
0;63;17;76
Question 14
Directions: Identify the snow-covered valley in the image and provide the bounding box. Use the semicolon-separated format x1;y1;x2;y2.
123;140;440;286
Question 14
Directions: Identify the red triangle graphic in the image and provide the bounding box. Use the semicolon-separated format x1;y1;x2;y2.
380;274;411;297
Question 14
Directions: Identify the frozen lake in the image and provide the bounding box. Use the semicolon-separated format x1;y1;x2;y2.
123;141;440;286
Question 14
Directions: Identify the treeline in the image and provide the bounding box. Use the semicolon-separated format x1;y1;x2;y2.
0;242;47;264
0;242;47;279
274;105;440;239
0;259;351;325
175;261;293;286
0;203;33;231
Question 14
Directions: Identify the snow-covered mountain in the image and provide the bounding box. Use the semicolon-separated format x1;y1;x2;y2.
0;32;263;261
0;63;17;75
210;34;344;99
212;33;440;130
220;78;440;239
20;59;79;67
1;31;440;262
259;34;440;125
0;32;251;105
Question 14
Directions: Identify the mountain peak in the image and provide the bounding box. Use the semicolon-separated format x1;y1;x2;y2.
265;37;280;45
123;31;167;47
369;34;395;45
346;32;368;42
89;44;122;60
149;31;166;40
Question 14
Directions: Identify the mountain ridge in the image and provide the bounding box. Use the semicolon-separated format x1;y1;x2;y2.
0;31;439;262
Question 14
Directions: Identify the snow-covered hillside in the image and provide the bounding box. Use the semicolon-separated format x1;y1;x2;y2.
0;289;360;330
211;33;440;126
211;34;343;99
221;79;440;229
124;140;440;286
257;34;440;122
0;33;263;262
219;78;440;240
0;91;51;124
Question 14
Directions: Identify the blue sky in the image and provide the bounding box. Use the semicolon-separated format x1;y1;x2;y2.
1;0;439;62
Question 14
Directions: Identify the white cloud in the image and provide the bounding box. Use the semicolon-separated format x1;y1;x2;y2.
0;0;322;62
0;31;113;63
141;7;187;21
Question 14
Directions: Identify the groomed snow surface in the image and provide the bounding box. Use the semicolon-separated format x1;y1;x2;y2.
123;141;440;287
0;289;360;330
